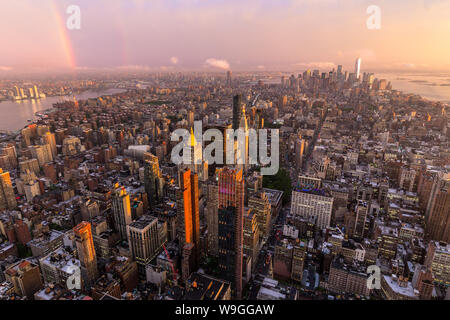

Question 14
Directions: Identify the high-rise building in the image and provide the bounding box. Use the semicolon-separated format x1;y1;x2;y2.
413;266;434;300
144;154;164;210
182;242;195;283
14;86;20;97
127;215;160;278
112;184;132;241
73;221;99;289
355;57;361;80
5;260;43;298
290;188;334;229
62;136;82;156
206;181;219;256
188;128;203;174
243;208;259;270
291;246;306;282
248;191;271;239
178;168;200;267
24;180;41;203
33;85;39;98
187;110;195;128
41;132;57;158
232;94;243;131
354;200;369;239
239;106;249;169
337;65;343;78
217;167;244;299
295;138;305;170
226;70;232;87
29;144;53;168
425;173;449;243
0;168;17;210
279;95;288;110
0;143;18;169
328;256;371;297
425;241;450;286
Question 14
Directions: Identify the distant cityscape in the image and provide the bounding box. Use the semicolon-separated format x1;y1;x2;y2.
0;58;448;302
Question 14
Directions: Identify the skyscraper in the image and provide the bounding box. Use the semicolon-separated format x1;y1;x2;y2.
144;154;164;210
354;200;369;238
33;85;39;98
112;184;132;241
235;105;249;172
226;70;232;87
41;132;57;158
232;94;243;131
0;143;18;169
355;57;361;80
337;65;343;78
243;208;259;270
182;242;195;283
425;173;449;243
127;215;160;278
248;191;271;239
206;181;219;256
73;221;99;289
0;168;17;210
178;168;200;265
290;188;334;229
217;167;244;299
295;137;305;170
188;128;203;175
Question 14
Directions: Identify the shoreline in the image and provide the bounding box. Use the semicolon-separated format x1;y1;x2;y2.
0;87;127;132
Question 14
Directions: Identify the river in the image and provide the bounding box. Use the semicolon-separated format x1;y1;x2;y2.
377;72;450;103
0;88;127;132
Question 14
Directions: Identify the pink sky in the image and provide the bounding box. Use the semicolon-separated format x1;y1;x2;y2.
1;0;450;73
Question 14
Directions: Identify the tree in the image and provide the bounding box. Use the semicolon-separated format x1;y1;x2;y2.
262;168;292;205
16;243;32;258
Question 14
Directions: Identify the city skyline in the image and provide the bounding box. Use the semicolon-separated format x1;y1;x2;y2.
0;0;448;306
1;0;450;74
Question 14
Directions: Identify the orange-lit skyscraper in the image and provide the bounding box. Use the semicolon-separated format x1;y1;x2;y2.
0;168;17;210
179;168;200;273
41;132;57;158
112;184;132;241
217;167;244;299
73;221;98;289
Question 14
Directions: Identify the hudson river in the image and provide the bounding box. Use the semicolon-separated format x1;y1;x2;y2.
0;88;126;132
377;72;450;103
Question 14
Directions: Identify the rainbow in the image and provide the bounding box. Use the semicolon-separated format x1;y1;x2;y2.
50;0;77;70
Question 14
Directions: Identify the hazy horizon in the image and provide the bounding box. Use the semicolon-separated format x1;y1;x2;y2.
1;0;450;75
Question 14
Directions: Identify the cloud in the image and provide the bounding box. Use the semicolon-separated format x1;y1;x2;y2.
170;56;179;65
293;62;336;69
204;58;230;70
256;65;265;69
0;66;12;71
